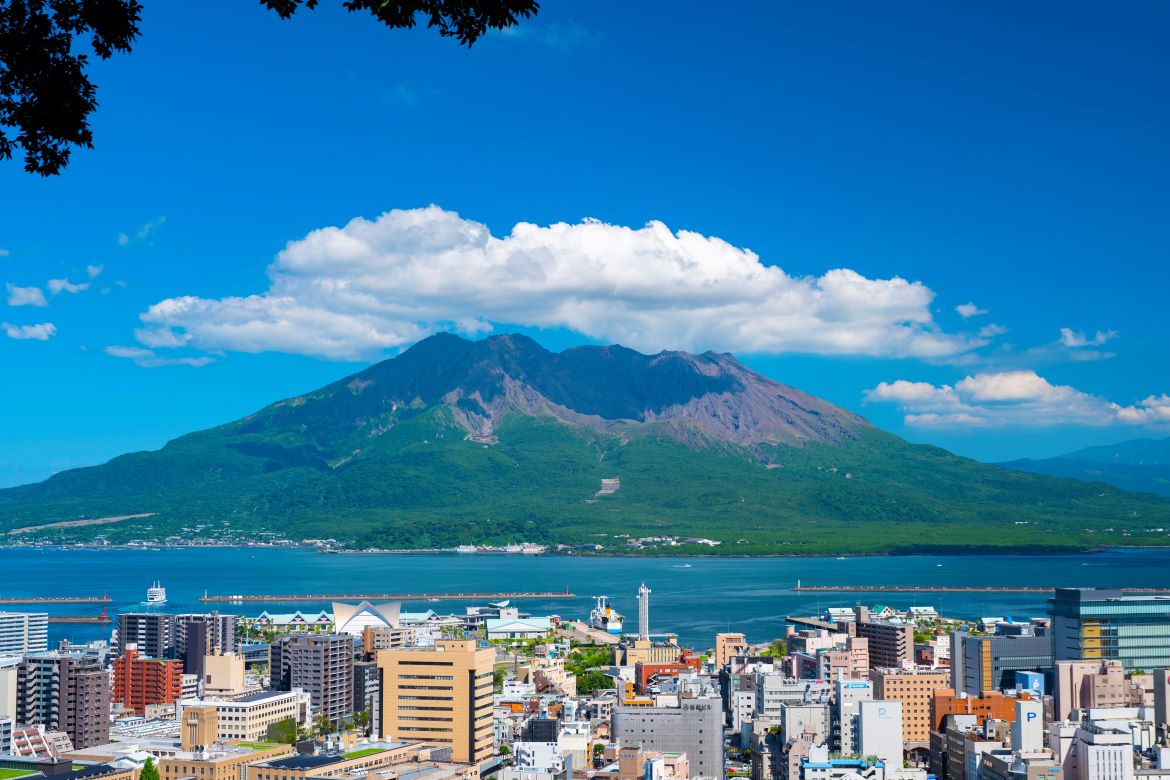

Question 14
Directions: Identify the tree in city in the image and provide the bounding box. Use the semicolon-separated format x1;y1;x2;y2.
313;714;335;737
351;708;371;734
0;0;540;175
140;758;160;780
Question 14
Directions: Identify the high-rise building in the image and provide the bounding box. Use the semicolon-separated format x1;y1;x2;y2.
113;644;184;714
833;678;873;755
869;667;950;747
176;612;237;675
0;656;19;721
849;613;915;669
1050;589;1170;671
0;613;48;656
376;638;495;765
270;634;354;725
16;653;110;748
1154;669;1169;730
117;612;177;659
715;633;748;669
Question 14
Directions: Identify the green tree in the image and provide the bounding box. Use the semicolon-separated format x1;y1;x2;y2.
313;714;335;737
0;0;540;176
352;709;371;734
499;745;511;756
141;758;160;780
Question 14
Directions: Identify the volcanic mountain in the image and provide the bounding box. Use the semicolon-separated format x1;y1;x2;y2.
2;333;1168;554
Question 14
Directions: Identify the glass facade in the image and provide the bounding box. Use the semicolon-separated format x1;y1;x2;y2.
1050;588;1170;671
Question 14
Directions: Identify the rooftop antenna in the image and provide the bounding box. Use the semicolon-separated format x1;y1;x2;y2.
637;583;651;641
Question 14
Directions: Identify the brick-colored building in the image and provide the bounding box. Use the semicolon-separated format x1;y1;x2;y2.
869;667;951;747
113;645;183;714
930;689;1028;732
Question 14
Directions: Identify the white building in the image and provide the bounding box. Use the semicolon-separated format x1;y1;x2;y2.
0;613;48;656
1014;699;1044;753
835;678;874;755
332;601;401;636
177;689;310;741
1074;726;1136;780
859;700;904;769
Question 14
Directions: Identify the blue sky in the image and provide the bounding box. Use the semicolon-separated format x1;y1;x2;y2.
2;1;1168;488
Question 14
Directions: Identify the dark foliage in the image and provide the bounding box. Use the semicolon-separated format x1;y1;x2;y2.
0;0;538;175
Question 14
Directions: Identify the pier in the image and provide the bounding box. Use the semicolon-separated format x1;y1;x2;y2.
793;585;1170;594
48;614;112;624
0;595;111;604
199;590;576;603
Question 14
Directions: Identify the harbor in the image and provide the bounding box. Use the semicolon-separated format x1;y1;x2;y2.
199;589;576;603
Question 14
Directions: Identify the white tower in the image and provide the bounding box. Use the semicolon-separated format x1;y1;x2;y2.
637;583;651;640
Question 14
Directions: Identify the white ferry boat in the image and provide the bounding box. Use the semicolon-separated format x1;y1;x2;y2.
589;595;623;634
146;581;167;605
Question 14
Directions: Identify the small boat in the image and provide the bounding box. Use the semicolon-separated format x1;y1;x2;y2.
145;581;167;605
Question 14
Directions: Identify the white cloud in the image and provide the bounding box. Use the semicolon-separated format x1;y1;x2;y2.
2;322;57;340
118;217;166;246
956;302;988;319
978;323;1009;338
134;206;986;362
1060;327;1117;348
6;283;47;307
47;278;90;295
87;265;103;279
865;370;1170;428
104;345;213;368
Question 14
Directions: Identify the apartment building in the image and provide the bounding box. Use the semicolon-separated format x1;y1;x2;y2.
0;612;48;656
16;653;110;748
113;645;184;714
869;667;950;747
270;633;354;725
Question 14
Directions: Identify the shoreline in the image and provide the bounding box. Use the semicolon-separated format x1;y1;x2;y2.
2;542;1169;558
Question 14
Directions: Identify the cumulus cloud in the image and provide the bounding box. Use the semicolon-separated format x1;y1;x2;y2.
87;265;103;279
2;322;57;340
1060;327;1117;348
134;206;988;362
956;302;988;319
104;345;213;368
865;370;1170;428
48;278;90;295
6;283;47;307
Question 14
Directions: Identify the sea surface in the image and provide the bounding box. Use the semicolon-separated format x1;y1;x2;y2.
3;546;1169;649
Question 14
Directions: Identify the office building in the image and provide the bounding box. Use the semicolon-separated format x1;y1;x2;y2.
715;633;748;669
377;638;495;765
931;689;1025;733
1071;726;1135;780
870;667;950;747
950;629;1053;696
1054;660;1144;722
612;698;723;779
112;644;184;714
859;700;904;769
0;612;48;656
270;633;354;725
178;689;311;741
202;652;246;695
1051;588;1170;671
116;612;176;659
16;653;110;748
